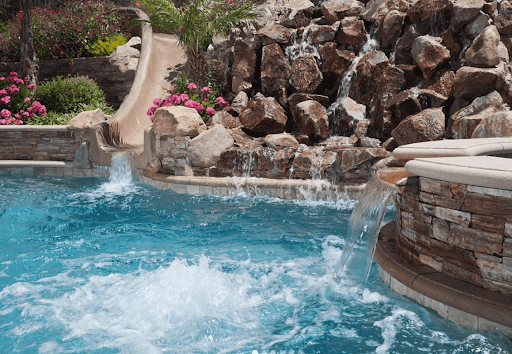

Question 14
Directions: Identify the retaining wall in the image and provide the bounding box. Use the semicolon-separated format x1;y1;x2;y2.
395;176;512;296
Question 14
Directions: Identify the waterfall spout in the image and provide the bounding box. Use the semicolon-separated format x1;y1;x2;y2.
334;175;396;284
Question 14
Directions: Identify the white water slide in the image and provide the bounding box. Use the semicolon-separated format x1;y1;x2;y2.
89;8;186;169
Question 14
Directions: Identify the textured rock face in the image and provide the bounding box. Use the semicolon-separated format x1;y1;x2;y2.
336;17;367;47
109;42;140;74
261;43;291;96
451;0;484;30
295;100;330;140
257;25;294;45
319;43;355;77
207;111;241;129
279;0;314;28
188;125;235;168
290;55;323;93
378;10;407;48
465;25;501;67
152;107;206;137
360;0;409;22
239;96;288;134
264;133;299;150
391;107;446;145
231;38;256;93
67;109;106;130
472;111;512;137
331;97;367;136
411;35;451;79
321;0;364;22
350;50;389;105
409;0;453;22
453;65;504;98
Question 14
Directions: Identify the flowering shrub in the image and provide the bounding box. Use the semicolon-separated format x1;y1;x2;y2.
146;74;228;122
0;1;132;62
0;71;47;125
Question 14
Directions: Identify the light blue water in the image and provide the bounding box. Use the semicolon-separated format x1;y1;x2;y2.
0;175;511;354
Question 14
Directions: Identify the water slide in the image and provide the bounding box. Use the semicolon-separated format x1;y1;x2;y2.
89;8;186;169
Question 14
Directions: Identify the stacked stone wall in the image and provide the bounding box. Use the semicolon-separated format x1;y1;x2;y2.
0;57;134;108
0;127;88;161
396;176;512;296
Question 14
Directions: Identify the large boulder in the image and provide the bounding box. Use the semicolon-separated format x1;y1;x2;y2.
67;109;106;130
231;38;257;93
109;42;140;73
330;97;367;136
378;10;407;48
261;43;291;96
257;25;295;46
239;95;288;135
279;0;314;28
304;23;339;44
188;125;235;168
391;107;446;145
446;90;508;138
453;65;505;98
295;100;330;141
495;1;512;35
152;106;206;137
265;133;299;150
207;111;241;129
408;0;454;22
465;25;501;67
336;17;367;47
290;55;323;93
319;43;355;77
451;0;484;31
411;35;451;79
321;0;364;23
350;50;389;105
472;111;512;137
360;0;409;23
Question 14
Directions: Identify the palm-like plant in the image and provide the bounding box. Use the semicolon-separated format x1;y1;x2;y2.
139;0;259;89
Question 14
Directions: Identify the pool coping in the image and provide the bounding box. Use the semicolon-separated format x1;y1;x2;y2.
375;221;512;339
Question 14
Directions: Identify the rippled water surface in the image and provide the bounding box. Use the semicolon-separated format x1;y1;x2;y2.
0;175;511;354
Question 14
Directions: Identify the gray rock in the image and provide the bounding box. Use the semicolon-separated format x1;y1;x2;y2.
188;125;235;167
391;107;446;145
152;106;206;137
109;44;139;73
472;111;512;137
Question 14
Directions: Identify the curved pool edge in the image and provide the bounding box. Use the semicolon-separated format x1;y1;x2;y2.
376;221;512;340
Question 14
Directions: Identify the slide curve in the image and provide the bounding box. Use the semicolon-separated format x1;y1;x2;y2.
89;7;186;169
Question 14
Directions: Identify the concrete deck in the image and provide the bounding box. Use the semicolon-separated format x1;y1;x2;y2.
393;138;512;161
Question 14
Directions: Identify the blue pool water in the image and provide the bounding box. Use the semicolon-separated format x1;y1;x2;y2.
0;174;511;353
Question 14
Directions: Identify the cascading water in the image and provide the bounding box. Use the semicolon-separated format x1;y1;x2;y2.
285;26;320;65
334;175;396;284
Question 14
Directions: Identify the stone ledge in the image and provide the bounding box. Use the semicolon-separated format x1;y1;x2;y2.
376;222;512;338
0;126;68;132
405;156;512;191
393;138;512;161
0;160;109;178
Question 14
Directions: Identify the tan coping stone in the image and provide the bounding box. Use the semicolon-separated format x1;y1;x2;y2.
376;222;512;336
405;156;512;191
0;125;68;132
393;137;512;161
0;160;71;168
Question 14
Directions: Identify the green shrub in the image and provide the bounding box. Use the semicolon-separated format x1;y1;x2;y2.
34;76;107;114
26;102;116;125
86;33;128;56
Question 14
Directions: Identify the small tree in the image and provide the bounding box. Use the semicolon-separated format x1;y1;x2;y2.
20;0;38;84
138;0;259;89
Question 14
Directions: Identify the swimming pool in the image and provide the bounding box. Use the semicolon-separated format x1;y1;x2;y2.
0;173;511;353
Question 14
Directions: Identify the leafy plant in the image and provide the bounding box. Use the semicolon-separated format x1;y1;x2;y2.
146;72;228;122
0;0;133;62
34;75;107;114
86;33;128;56
0;71;47;125
27;101;116;125
135;0;259;88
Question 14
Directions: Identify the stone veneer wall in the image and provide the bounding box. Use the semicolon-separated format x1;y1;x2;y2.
395;176;512;296
0;56;134;108
0;127;88;161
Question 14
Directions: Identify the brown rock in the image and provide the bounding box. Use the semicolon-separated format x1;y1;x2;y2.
207;111;241;129
336;17;367;47
378;10;407;48
295;100;330;140
305;23;339;44
394;25;421;65
330;97;367;136
450;0;484;30
471;111;512;137
290;55;323;93
335;147;390;173
67;109;106;130
411;35;451;79
453;65;503;98
321;0;364;23
360;0;409;22
152;106;206;137
319;42;355;77
466;12;492;38
419;191;464;209
261;43;291;96
390;89;422;120
472;214;505;234
423;69;456;98
257;25;295;45
446;90;508;138
371;65;406;107
274;147;296;172
495;0;512;34
239;96;288;135
477;259;512;283
465;25;501;67
462;192;512;218
264;133;299;150
188;125;235;168
447;224;503;254
232;38;256;93
391;107;445;145
409;0;454;22
349;50;389;105
231;91;249;114
279;0;314;28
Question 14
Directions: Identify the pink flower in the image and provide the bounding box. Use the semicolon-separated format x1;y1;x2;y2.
1;96;10;104
0;89;6;96
15;120;23;125
204;98;208;102
202;87;212;94
1;109;11;118
26;83;36;90
183;8;187;12
180;93;189;101
188;83;197;91
0;77;4;81
0;119;5;125
206;107;215;115
9;71;18;77
184;99;204;113
216;97;229;106
24;97;31;103
134;1;141;6
177;26;183;32
146;106;157;116
22;111;30;117
153;98;163;106
7;85;19;94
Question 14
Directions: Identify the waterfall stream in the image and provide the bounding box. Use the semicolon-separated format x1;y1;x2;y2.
334;175;396;284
